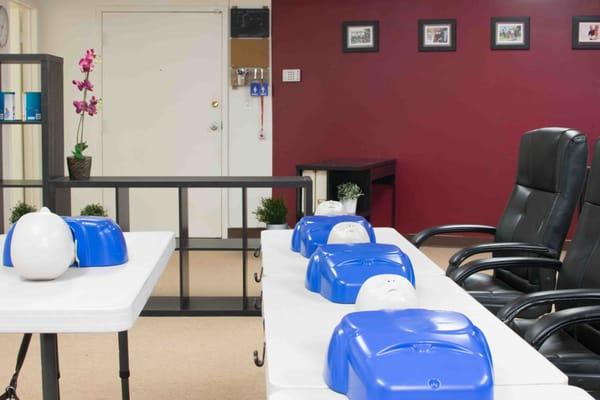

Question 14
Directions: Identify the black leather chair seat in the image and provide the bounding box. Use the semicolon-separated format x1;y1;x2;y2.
462;273;531;316
513;318;600;396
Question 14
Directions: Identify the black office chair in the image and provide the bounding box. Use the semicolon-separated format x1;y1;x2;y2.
449;139;600;398
414;128;588;316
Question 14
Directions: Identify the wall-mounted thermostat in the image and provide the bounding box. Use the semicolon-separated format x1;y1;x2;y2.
282;69;301;82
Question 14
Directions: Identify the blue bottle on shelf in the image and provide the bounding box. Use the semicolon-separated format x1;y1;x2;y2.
325;309;494;400
23;91;42;121
306;243;414;303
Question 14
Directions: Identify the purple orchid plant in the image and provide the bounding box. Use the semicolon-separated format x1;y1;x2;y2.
72;49;101;160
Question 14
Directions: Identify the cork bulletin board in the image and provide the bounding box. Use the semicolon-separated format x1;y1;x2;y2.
231;38;270;68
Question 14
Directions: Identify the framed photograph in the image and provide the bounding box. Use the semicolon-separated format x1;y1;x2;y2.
573;16;600;49
343;21;379;53
418;19;456;52
491;17;530;50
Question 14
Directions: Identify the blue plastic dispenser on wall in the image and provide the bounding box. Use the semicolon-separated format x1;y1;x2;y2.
4;216;128;267
306;243;414;303
291;215;376;258
325;309;494;400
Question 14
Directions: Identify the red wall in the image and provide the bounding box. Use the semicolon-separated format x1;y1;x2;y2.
272;0;600;234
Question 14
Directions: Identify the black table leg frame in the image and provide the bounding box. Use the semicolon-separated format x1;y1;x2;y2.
118;331;131;400
40;334;59;400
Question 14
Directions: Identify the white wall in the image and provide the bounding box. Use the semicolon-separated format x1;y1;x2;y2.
37;0;272;232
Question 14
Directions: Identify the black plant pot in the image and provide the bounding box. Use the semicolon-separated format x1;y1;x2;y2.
67;156;92;180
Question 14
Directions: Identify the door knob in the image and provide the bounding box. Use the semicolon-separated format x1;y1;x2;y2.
210;123;220;132
211;100;220;108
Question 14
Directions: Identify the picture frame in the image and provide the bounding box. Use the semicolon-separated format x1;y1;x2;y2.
418;19;457;52
342;21;379;53
572;16;600;49
491;17;530;50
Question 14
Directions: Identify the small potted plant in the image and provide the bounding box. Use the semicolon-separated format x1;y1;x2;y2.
254;197;288;230
9;201;37;224
68;49;101;180
337;182;363;215
80;203;108;217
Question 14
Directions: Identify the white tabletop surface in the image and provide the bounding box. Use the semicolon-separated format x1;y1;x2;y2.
269;385;594;400
261;229;568;391
261;228;445;281
0;232;175;333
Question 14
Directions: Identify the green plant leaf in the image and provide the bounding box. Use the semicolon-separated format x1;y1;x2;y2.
253;197;288;225
337;182;364;200
9;201;36;224
80;203;108;217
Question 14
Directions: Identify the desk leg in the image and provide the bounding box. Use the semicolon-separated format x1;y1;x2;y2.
118;331;131;400
40;334;60;400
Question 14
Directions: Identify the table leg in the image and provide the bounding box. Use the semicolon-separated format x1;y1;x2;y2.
40;333;60;400
118;331;131;400
56;337;61;400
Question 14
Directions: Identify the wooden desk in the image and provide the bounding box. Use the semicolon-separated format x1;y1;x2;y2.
296;158;396;225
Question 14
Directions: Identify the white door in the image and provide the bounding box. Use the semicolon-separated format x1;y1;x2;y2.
102;11;224;237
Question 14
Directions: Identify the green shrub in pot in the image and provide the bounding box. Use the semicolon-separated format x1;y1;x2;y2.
254;197;288;229
9;201;37;224
80;203;108;217
337;182;363;215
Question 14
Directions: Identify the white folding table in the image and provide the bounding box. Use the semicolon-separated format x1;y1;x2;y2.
269;385;595;400
0;232;175;400
260;228;569;396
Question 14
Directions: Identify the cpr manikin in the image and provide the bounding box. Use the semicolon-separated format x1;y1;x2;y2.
327;222;371;245
316;201;345;216
356;274;418;311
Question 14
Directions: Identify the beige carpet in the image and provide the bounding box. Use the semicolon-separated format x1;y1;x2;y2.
0;246;456;399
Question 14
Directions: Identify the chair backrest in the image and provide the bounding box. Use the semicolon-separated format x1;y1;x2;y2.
557;138;600;352
559;139;600;293
494;128;588;293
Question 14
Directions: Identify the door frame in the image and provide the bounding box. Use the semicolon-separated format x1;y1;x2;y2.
97;5;230;237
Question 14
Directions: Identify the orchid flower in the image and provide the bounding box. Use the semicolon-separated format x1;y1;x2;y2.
72;48;102;160
87;96;99;116
78;48;97;73
73;100;88;114
72;79;94;92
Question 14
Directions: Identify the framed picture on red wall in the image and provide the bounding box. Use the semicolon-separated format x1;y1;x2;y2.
573;16;600;49
343;21;379;53
491;17;530;50
418;19;457;52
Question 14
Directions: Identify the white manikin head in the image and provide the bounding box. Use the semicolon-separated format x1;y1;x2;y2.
316;201;345;216
356;274;418;311
11;207;75;280
327;222;371;245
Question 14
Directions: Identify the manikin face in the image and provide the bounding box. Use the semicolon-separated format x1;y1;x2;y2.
356;274;418;311
316;201;344;216
327;222;371;244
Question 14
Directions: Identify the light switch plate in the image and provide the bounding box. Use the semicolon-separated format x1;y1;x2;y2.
282;69;301;82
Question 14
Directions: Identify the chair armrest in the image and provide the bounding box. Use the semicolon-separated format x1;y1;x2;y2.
498;289;600;324
447;242;558;274
447;257;562;285
412;224;496;248
524;305;600;350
